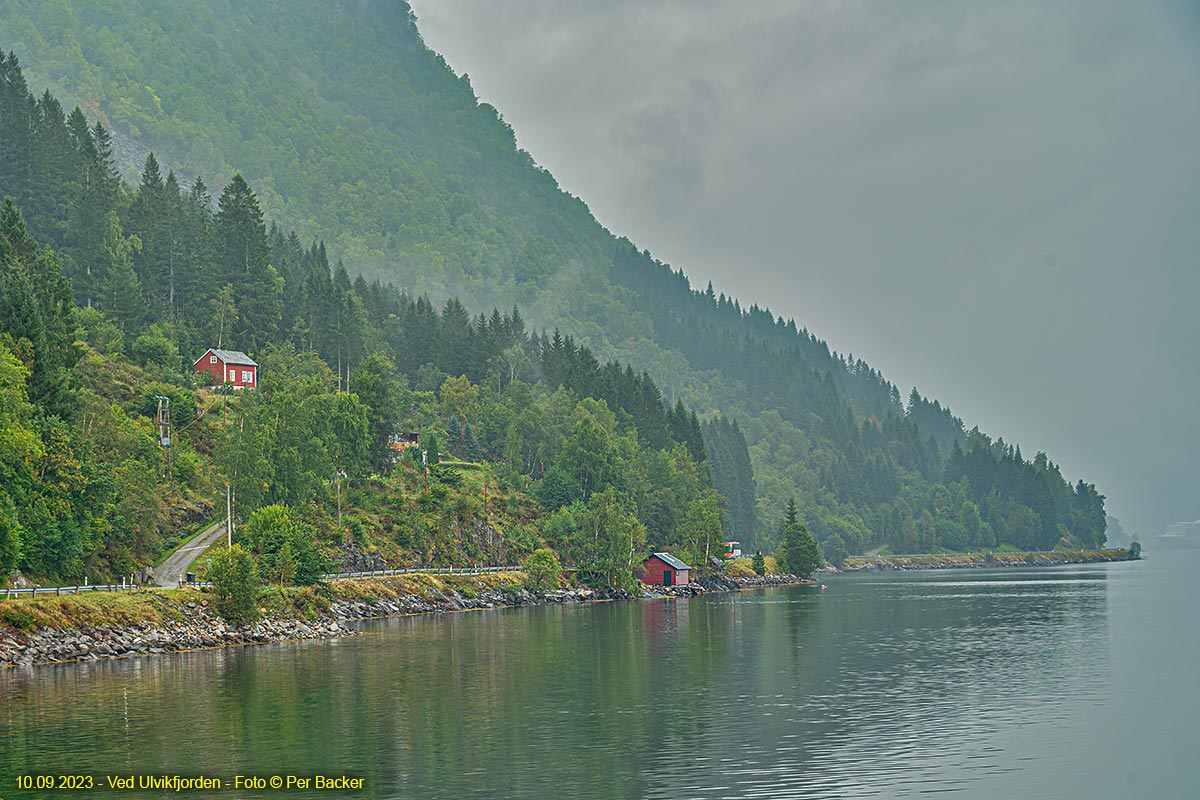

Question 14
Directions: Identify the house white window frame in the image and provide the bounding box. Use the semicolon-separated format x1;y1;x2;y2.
210;355;217;363
228;368;236;381
242;370;253;383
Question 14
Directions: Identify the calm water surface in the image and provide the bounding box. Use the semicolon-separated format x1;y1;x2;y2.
2;548;1197;799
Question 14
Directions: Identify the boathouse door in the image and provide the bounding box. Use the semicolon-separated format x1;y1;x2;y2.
663;570;673;587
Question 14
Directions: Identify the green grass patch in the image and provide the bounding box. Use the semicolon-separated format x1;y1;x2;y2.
0;603;37;632
260;571;529;619
725;556;782;577
0;590;191;630
0;570;535;633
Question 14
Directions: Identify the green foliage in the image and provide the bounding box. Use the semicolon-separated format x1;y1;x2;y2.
535;465;582;511
0;601;36;631
778;520;822;578
559;398;623;498
0;198;79;419
0;27;1110;586
751;551;766;576
821;534;849;568
348;351;401;471
242;504;331;586
1128;541;1141;558
215;348;373;509
216;174;279;352
542;502;582;553
464;424;482;462
130;326;180;372
703;416;756;542
522;547;561;594
676;490;725;570
207;544;261;625
563;488;646;592
429;464;463;488
420;430;441;465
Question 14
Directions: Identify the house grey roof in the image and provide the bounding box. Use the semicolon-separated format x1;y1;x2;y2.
650;552;691;571
203;349;258;367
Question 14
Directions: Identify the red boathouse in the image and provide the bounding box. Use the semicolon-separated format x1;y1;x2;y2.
641;552;691;587
194;348;258;389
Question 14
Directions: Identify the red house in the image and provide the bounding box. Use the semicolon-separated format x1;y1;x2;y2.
641;552;691;587
194;348;258;389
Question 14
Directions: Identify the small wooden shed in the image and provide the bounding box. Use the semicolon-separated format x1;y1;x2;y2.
641;552;691;587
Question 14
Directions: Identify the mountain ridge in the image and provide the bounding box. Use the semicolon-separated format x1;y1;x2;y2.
0;0;1108;554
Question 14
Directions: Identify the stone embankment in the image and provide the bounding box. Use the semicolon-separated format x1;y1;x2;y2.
2;572;814;668
641;572;811;598
0;601;354;668
329;584;654;619
730;573;811;587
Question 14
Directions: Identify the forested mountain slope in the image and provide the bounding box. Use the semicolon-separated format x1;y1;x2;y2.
0;78;725;587
0;0;1107;556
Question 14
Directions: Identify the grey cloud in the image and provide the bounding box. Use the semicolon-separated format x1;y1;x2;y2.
412;0;1200;535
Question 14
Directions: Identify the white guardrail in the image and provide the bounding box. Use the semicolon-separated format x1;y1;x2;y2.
2;566;525;599
3;583;139;599
322;566;523;581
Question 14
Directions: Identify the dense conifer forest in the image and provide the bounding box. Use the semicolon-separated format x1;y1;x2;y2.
0;2;1108;584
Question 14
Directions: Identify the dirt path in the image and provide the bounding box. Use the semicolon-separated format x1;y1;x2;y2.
155;522;226;587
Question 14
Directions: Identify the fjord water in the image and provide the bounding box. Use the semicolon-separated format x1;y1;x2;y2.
2;551;1196;799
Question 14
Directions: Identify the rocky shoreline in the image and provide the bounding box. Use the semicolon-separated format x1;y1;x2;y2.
0;600;354;668
640;573;812;598
841;549;1138;572
325;585;620;620
1;573;815;669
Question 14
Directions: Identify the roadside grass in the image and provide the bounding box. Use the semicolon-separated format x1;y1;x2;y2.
0;590;190;631
725;556;782;577
1;566;536;633
254;571;526;619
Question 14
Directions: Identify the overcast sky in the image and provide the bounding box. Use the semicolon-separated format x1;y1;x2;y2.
410;0;1200;537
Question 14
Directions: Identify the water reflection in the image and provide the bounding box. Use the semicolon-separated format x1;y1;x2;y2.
0;565;1133;799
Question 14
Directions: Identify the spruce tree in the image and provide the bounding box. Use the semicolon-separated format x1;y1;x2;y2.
465;424;482;462
0;199;79;417
778;521;821;577
103;248;145;333
216;174;279;350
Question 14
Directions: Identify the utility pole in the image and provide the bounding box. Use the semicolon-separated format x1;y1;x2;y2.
335;470;347;530
226;483;232;548
155;395;172;479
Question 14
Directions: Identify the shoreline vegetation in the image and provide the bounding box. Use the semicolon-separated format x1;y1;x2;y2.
0;36;1113;604
841;548;1139;571
0;571;811;669
1;548;1140;669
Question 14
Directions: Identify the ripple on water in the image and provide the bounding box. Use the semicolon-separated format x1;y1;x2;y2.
2;561;1189;799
